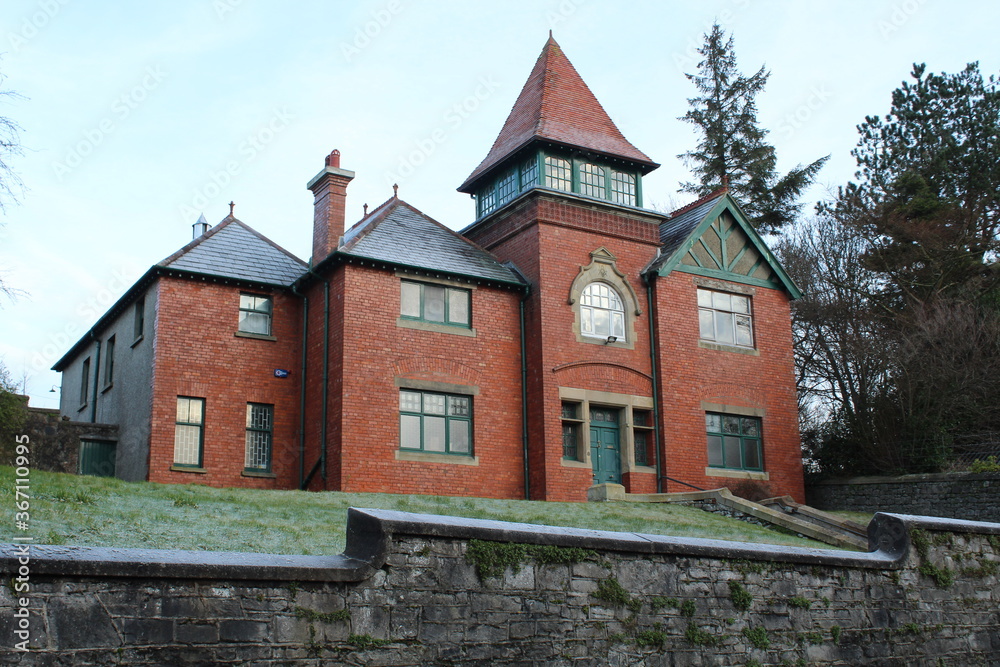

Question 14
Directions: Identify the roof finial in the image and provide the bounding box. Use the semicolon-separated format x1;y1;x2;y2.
229;201;235;216
392;183;399;198
363;203;369;216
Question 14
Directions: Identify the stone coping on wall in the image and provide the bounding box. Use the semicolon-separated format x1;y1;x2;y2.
3;508;1000;583
811;471;1000;485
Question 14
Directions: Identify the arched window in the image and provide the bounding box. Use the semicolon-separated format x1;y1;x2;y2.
580;283;626;340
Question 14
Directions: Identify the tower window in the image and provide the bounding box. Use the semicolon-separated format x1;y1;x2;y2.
496;168;517;206
520;157;538;190
579;163;606;199
544;156;572;191
580;282;626;340
610;171;637;206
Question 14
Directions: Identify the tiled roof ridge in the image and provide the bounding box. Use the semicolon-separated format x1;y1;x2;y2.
668;186;728;219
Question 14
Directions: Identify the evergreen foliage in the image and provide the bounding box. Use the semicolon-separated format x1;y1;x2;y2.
678;23;827;233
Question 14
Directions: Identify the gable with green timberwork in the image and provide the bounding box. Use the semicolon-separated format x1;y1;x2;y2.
655;195;801;299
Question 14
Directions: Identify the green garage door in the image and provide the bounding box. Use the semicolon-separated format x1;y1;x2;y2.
79;439;116;477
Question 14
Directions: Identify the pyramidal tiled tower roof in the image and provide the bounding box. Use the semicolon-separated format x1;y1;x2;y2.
459;35;657;192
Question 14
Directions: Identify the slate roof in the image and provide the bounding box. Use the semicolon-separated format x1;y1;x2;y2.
158;216;306;287
459;36;657;193
338;197;524;286
658;190;728;253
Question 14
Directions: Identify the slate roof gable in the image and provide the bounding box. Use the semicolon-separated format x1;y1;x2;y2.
159;216;306;287
338;198;524;286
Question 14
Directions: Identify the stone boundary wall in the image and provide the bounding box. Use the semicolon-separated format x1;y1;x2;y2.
807;472;1000;523
9;408;118;475
1;509;999;665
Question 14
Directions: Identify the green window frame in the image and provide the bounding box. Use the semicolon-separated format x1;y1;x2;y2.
496;168;517;206
400;280;471;328
706;413;763;471
544;156;572;191
239;293;273;336
133;296;145;342
520;156;538;190
245;403;273;472
174;397;205;467
698;288;754;348
399;389;473;455
103;335;115;388
561;401;583;460
633;409;653;466
610;170;637;206
79;357;91;408
579;163;606;198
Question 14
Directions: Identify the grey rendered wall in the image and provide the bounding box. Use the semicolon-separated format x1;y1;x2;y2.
56;283;157;481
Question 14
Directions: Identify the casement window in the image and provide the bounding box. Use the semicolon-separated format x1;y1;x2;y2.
698;288;753;348
520;157;538;191
579;163;606;199
706;413;763;471
133;297;145;342
561;401;584;460
609;171;637;206
580;282;626;341
174;397;205;467
399;389;472;455
632;409;654;467
79;358;91;408
245;403;273;473
544;156;572;191
239;294;273;336
400;280;471;328
103;336;115;388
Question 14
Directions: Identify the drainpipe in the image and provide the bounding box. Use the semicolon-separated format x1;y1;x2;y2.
90;332;101;424
645;277;663;493
291;284;309;490
321;280;329;483
519;293;530;500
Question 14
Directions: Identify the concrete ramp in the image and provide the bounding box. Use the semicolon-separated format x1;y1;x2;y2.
588;484;870;551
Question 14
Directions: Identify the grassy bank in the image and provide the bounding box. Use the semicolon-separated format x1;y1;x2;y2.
0;467;841;554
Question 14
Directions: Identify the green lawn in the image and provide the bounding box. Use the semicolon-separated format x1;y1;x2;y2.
0;467;842;555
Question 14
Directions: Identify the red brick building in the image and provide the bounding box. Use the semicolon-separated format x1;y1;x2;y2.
54;37;805;501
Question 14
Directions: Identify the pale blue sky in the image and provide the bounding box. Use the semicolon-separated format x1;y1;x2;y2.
2;0;998;408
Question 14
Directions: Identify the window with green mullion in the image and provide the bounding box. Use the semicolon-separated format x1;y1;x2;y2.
400;280;471;328
399;389;473;455
705;413;763;471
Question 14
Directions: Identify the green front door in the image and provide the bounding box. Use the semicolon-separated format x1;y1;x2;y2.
589;407;621;484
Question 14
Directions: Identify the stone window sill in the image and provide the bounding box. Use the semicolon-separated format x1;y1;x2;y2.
698;340;759;356
170;465;207;474
396;318;476;338
235;332;277;342
130;335;144;348
242;470;277;478
395;450;479;466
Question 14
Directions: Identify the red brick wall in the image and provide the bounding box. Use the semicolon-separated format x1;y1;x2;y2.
319;263;526;499
653;272;805;501
469;194;663;501
148;277;302;489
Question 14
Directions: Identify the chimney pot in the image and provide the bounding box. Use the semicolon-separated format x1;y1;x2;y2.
326;149;341;169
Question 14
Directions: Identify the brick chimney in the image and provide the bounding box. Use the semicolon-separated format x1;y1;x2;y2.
307;149;355;263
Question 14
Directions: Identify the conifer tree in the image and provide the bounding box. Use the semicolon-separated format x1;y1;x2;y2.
678;23;827;233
